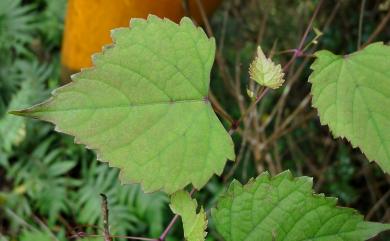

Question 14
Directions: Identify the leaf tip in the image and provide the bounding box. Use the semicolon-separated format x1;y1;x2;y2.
129;18;146;28
180;16;194;25
8;109;33;117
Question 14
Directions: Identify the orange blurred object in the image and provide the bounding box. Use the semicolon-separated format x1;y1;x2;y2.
61;0;221;80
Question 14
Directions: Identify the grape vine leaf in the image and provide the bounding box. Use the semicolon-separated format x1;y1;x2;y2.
249;46;285;89
309;42;390;173
10;15;235;194
170;190;207;241
212;171;390;241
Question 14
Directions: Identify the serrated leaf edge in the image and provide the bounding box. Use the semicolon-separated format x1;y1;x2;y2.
212;170;390;240
308;42;389;172
10;15;234;194
170;190;208;241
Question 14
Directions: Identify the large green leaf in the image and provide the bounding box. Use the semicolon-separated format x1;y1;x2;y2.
212;171;390;241
309;42;390;172
11;15;235;193
170;190;207;241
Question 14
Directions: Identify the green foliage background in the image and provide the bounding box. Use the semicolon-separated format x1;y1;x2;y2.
0;0;389;240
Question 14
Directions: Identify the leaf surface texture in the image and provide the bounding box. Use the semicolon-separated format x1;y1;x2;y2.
12;15;235;193
212;171;390;241
309;42;390;172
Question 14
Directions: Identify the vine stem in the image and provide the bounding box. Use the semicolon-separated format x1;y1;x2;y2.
363;8;390;47
228;0;325;134
100;194;112;241
283;0;324;72
158;215;180;241
357;0;366;49
228;87;269;134
70;195;159;241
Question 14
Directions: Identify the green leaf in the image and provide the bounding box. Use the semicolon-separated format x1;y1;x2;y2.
249;46;285;89
212;171;390;241
10;15;235;193
309;42;390;173
170;190;207;241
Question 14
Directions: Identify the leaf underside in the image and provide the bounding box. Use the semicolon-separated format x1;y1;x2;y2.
309;42;390;173
170;190;207;241
11;15;235;193
212;171;390;241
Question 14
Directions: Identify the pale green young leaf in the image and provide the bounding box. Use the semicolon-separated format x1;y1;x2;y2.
212;171;390;241
309;42;390;173
11;15;235;193
170;190;207;241
249;46;285;89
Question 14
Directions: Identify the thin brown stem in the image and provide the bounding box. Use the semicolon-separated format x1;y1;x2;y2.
58;215;78;238
158;215;180;241
229;88;269;134
209;92;234;124
100;193;112;241
357;0;366;49
363;8;390;47
366;189;390;221
229;0;324;136
283;0;324;72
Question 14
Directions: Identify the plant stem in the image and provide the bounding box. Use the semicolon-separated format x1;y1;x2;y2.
357;0;366;49
158;214;180;241
228;0;324;134
210;93;235;124
283;0;324;72
100;193;112;241
229;88;269;134
363;7;390;47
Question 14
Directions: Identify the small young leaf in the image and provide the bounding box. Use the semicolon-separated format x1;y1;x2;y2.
309;42;390;173
249;46;285;89
170;190;207;241
212;171;390;241
11;15;235;193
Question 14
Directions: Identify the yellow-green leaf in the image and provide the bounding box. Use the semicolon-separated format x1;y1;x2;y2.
170;190;207;241
249;46;285;89
11;15;235;194
309;42;390;173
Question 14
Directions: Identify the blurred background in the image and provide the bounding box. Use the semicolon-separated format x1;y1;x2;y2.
0;0;389;240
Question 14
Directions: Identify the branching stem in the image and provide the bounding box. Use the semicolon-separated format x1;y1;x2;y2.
228;0;324;134
229;87;269;134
